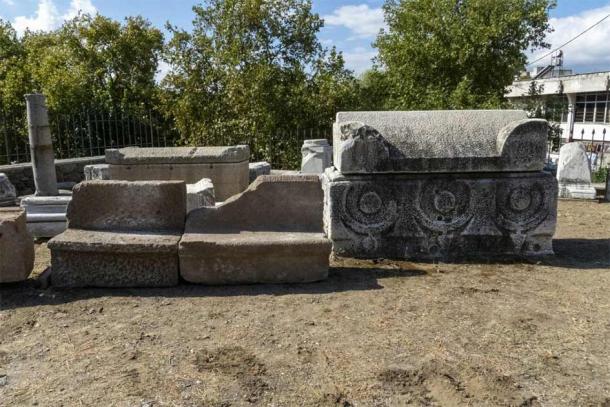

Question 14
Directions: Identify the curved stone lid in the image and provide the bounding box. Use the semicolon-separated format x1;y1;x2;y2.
334;110;548;173
105;145;250;165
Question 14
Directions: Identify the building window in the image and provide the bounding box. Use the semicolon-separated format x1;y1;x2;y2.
572;92;610;123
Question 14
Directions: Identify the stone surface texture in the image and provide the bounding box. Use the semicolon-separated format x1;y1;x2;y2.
187;178;215;212
0;209;34;283
180;174;331;284
333;110;547;173
301;139;333;174
0;173;17;207
48;181;186;288
324;110;558;260
104;146;249;201
249;161;271;183
84;164;110;180
556;142;597;200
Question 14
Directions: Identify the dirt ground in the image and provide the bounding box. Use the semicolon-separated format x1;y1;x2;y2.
1;200;609;406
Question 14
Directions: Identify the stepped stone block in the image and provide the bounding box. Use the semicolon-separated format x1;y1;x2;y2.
0;209;35;283
179;174;331;284
48;180;185;288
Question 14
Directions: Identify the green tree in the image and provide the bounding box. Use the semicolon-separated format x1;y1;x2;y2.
162;0;357;168
23;14;164;114
374;0;556;110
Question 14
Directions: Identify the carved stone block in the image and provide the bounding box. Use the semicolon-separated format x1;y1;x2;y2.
323;168;557;260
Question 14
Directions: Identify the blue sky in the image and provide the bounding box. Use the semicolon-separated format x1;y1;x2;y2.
2;0;610;75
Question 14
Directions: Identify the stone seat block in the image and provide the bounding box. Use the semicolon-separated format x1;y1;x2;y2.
48;180;186;288
179;174;331;284
180;231;330;284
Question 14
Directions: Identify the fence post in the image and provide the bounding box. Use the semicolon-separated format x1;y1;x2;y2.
25;94;59;196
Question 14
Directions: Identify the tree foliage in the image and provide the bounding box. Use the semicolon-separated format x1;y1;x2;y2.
374;0;556;109
162;0;357;166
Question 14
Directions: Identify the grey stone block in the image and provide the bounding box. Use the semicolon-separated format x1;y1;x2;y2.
84;164;110;180
249;161;271;183
557;142;596;200
333;110;547;173
0;173;16;207
20;194;72;238
0;209;34;283
323;168;557;260
187;178;215;213
48;181;186;288
301;139;332;174
105;145;250;164
180;174;331;284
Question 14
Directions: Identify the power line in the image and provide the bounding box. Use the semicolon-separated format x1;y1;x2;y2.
528;12;610;66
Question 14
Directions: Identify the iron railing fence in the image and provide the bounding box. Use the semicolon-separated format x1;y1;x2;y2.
0;109;179;165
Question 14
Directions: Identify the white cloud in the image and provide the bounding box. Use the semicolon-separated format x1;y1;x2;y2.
323;4;386;39
530;4;610;70
156;60;171;82
342;46;377;74
13;0;97;36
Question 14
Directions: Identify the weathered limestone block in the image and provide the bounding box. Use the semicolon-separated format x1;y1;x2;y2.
187;178;215;212
48;181;186;288
324;168;557;259
556;142;597;200
0;173;17;207
301;139;332;174
324;110;558;260
84;164;110;180
333;111;547;173
180;174;331;284
105;146;249;200
0;209;34;283
249;161;271;183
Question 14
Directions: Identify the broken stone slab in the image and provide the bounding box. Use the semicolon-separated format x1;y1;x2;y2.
301;139;332;174
84;164;110;180
333;110;547;173
249;161;271;183
20;194;72;238
0;209;35;283
179;174;331;284
323;167;558;260
48;180;186;288
0;173;17;207
556;142;597;200
105;145;250;165
104;146;249;201
187;178;215;213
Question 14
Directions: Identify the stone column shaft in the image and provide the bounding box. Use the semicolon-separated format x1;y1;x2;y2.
25;94;58;196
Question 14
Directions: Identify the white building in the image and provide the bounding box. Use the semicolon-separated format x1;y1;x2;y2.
507;68;610;148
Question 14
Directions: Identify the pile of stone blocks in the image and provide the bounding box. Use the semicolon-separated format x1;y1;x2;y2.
48;181;186;288
323;110;558;260
102;146;249;201
0;209;35;283
301;139;332;174
556;142;597;200
0;173;16;207
180;174;331;284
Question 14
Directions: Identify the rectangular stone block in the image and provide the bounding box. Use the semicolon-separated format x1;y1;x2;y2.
333;111;547;174
20;195;72;238
0;209;34;283
187;178;215;213
180;174;331;284
323;168;558;260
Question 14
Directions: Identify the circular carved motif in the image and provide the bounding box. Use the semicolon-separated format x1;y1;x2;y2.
359;191;383;214
339;184;398;236
417;180;472;233
496;182;548;232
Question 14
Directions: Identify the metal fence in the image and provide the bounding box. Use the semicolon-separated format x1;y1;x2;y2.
0;109;178;165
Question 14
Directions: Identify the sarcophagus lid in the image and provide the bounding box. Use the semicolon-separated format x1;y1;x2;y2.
333;110;548;174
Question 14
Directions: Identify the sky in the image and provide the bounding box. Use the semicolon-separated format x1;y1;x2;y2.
1;0;610;76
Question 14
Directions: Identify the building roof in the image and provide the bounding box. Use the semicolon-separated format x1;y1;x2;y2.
506;70;610;98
